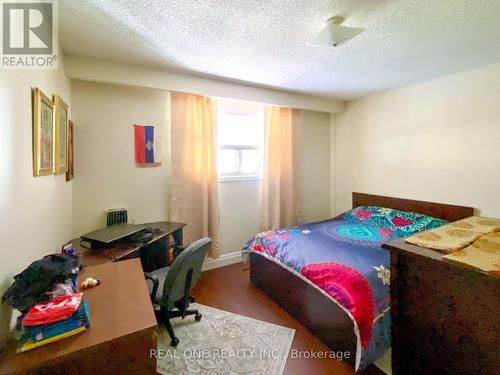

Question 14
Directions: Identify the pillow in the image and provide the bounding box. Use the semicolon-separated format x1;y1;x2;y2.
406;216;500;253
444;232;500;275
448;216;500;234
342;206;448;237
405;226;482;253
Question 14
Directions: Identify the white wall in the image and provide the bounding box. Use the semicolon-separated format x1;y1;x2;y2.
300;110;332;223
70;81;332;256
71;80;170;236
333;62;500;217
64;55;345;114
0;58;72;348
218;180;262;253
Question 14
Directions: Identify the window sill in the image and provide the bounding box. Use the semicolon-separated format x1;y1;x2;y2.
218;175;262;183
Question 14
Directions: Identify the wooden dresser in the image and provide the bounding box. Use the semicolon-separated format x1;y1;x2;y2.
384;238;500;375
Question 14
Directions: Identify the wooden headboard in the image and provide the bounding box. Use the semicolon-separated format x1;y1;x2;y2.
352;192;474;222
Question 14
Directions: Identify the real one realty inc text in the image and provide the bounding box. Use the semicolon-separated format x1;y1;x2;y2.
151;348;351;361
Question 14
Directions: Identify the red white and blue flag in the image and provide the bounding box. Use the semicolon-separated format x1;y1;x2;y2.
133;124;160;164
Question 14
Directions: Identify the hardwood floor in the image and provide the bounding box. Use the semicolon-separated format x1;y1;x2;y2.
193;262;385;375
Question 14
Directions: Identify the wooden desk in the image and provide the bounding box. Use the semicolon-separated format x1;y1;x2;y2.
0;259;158;375
384;238;500;375
74;221;185;267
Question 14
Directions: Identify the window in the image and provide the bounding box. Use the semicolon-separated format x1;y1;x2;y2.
217;100;264;181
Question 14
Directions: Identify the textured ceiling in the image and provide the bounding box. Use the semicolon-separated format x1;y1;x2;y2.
60;0;500;100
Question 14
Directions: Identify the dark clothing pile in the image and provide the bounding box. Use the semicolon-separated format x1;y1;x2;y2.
2;253;79;313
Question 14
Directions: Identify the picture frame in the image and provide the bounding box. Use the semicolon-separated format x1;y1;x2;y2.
66;120;74;181
32;88;55;176
53;95;69;174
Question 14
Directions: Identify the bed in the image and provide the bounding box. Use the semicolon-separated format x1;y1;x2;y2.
242;192;474;371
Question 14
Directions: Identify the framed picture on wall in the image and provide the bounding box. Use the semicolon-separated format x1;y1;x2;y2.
53;95;69;174
66;120;74;181
32;88;55;176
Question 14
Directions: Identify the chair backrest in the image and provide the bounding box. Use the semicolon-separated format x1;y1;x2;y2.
160;237;212;309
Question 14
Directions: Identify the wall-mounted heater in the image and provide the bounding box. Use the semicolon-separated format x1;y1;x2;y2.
106;208;128;226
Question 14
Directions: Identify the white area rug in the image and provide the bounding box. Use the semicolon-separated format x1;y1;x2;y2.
157;304;295;375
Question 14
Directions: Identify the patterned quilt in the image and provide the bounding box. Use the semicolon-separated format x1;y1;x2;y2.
242;206;447;370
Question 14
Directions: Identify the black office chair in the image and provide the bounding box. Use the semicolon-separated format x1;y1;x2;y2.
144;237;212;346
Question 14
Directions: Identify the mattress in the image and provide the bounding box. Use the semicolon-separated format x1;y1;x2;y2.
242;206;447;370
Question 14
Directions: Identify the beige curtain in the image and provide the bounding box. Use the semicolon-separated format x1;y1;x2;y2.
260;106;302;231
169;92;220;258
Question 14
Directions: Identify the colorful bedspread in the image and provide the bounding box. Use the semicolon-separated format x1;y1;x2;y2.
242;206;447;370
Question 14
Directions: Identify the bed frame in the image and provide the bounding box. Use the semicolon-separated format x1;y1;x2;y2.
249;192;474;369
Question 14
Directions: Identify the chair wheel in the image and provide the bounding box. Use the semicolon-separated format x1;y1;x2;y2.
195;312;202;321
170;337;179;346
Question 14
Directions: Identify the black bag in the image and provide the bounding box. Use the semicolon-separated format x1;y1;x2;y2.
2;253;79;313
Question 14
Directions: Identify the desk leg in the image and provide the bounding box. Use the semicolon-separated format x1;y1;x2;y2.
172;228;183;247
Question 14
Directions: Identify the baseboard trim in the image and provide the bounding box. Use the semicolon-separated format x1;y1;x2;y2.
203;250;243;271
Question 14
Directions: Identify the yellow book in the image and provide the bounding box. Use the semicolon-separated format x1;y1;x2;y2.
18;326;87;353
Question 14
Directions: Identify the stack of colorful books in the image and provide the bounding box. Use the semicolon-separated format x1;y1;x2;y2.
18;293;90;352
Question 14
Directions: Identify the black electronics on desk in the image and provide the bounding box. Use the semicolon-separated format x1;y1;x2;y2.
80;223;146;249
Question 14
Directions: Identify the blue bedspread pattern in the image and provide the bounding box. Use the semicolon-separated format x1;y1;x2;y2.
242;206;447;370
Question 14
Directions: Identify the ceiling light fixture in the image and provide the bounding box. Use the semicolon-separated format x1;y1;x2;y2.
310;16;365;48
